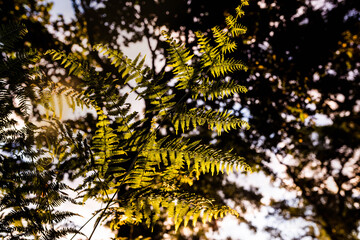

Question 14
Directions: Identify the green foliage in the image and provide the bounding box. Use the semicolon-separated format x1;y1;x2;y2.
191;77;248;100
74;1;251;233
0;1;253;239
94;45;150;85
15;0;358;238
172;107;250;135
162;31;195;89
110;190;240;232
194;0;249;79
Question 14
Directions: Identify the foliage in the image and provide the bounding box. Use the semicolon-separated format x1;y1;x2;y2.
4;0;358;239
0;22;83;239
60;0;359;239
0;1;252;239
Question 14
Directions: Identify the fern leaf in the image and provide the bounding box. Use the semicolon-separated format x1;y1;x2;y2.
94;44;149;84
0;22;28;51
111;191;241;232
212;26;237;54
210;57;248;77
143;136;251;182
172;106;250;135
230;23;248;37
195;31;220;69
192;78;248;100
45;50;84;76
162;31;195;89
91;107;127;180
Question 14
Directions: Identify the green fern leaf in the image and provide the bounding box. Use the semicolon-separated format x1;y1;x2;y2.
192;78;248;100
210;57;248;77
94;44;149;85
162;31;195;89
172;106;250;135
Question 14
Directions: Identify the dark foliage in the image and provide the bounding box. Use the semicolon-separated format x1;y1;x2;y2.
1;0;359;239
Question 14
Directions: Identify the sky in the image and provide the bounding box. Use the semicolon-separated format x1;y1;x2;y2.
50;0;74;22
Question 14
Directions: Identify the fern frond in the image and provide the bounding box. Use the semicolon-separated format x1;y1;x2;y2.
0;157;81;239
192;78;248;100
0;22;28;51
212;26;237;54
105;93;132;118
0;23;88;239
95;44;150;84
230;23;248;37
225;16;247;37
45;49;85;76
195;31;220;69
124;155;158;189
162;31;195;89
235;6;245;18
143;136;251;178
92;107;127;178
109;190;240;232
143;82;176;116
225;15;237;29
0;49;40;81
240;0;249;7
195;31;248;77
172;106;250;135
210;57;248;77
52;82;94;109
34;82;94;119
